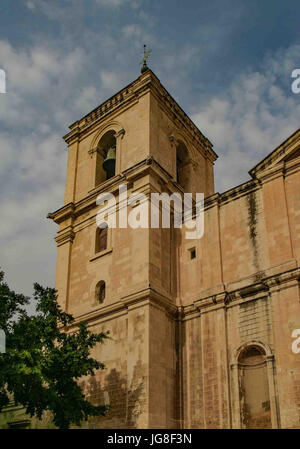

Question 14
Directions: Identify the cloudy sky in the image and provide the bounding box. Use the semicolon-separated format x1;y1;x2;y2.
0;0;299;302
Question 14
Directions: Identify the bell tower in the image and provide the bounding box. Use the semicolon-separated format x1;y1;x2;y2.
48;67;217;428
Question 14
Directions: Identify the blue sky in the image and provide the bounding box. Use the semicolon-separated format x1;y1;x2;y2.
0;0;299;300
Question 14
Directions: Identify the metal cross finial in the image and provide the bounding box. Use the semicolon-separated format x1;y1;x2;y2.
140;44;152;73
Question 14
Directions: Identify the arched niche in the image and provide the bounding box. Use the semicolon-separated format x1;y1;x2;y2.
170;134;195;192
231;341;279;429
95;280;106;304
176;141;190;189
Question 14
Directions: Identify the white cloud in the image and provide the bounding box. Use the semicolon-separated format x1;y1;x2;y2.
74;86;99;114
0;41;84;93
0;22;143;298
1;3;299;309
100;70;122;92
95;0;141;8
26;1;36;11
0;40;83;297
192;44;300;192
25;0;142;15
122;24;143;39
96;0;124;6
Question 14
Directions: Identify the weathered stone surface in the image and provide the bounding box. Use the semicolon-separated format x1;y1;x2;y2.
2;71;299;428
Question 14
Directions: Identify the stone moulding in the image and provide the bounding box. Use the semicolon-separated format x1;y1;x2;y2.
63;70;216;162
47;154;266;232
46;155;192;225
249;128;300;177
65;287;178;330
54;228;75;247
189;266;300;315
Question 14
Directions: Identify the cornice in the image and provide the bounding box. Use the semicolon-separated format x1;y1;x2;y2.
203;178;260;212
47;202;75;225
249;128;300;178
55;228;75;247
199;267;300;310
189;266;300;314
62;70;216;161
47;156;263;228
59;266;300;328
284;154;300;177
67;286;177;329
47;156;184;224
263;266;300;291
218;179;259;204
147;76;217;160
63;89;139;145
255;162;285;184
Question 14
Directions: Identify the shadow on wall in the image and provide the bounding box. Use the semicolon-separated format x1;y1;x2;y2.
80;359;145;429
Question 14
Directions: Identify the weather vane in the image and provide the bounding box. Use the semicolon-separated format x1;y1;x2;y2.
140;44;152;73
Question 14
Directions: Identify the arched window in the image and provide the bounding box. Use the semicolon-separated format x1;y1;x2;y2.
176;141;189;190
95;280;106;304
237;345;272;429
96;224;108;253
95;130;116;186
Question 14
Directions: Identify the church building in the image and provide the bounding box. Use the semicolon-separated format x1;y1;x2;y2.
49;67;300;429
3;66;300;429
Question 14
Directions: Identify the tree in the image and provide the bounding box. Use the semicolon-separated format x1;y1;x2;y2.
0;270;109;429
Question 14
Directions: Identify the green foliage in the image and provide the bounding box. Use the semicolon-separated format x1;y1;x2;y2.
0;271;109;429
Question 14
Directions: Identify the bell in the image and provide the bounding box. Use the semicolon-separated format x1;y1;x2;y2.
103;146;116;179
